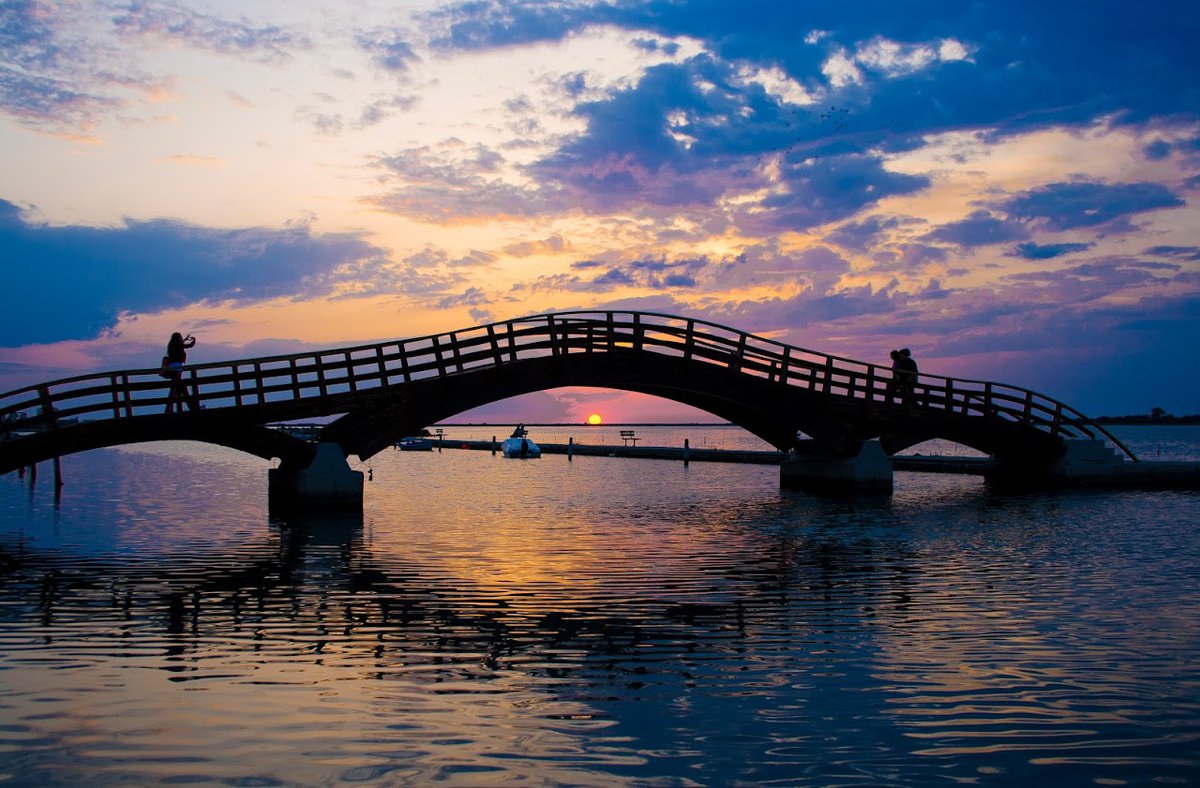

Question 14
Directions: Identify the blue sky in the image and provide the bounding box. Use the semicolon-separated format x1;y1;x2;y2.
0;0;1197;420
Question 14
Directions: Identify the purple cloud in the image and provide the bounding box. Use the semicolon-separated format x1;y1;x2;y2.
1145;245;1200;262
111;5;311;62
423;1;615;51
427;0;1200;145
868;243;949;272
0;200;392;346
922;210;1030;247
0;0;124;128
356;30;421;72
1143;139;1172;160
1001;181;1185;231
746;153;928;232
1009;242;1093;260
827;215;921;251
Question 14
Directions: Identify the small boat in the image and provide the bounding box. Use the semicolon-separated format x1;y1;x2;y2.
396;436;434;451
501;426;541;458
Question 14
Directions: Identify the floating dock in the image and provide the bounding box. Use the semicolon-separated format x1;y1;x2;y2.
428;439;995;471
424;439;1199;489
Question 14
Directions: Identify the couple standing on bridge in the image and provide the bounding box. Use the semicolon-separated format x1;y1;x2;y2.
887;348;919;404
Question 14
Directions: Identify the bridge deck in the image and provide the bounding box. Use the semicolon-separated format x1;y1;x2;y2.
0;311;1137;475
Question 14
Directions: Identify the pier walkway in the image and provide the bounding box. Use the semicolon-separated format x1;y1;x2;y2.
427;439;1199;490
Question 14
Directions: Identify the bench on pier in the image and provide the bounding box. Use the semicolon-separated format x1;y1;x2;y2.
620;430;640;446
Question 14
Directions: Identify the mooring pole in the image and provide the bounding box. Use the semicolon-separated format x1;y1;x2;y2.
491;435;497;456
568;437;574;461
684;438;690;466
53;457;63;489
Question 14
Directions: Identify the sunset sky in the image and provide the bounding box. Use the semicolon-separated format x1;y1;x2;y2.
1;0;1197;422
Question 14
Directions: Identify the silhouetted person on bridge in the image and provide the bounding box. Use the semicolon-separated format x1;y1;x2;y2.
164;332;197;413
895;348;918;406
886;349;902;402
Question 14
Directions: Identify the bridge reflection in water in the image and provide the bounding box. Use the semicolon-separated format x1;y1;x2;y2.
0;311;1162;502
3;442;1197;786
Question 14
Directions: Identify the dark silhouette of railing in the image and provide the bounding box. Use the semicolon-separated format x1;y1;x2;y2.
0;311;1136;462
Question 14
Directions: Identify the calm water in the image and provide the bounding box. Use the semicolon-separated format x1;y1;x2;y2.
0;425;1198;786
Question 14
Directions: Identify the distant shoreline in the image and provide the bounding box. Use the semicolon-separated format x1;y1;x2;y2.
1095;415;1200;425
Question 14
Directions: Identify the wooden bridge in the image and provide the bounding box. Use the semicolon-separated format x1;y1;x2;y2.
0;311;1142;501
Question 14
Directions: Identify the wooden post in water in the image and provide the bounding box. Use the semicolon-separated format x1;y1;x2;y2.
53;457;63;489
491;436;497;456
568;437;574;461
683;438;690;466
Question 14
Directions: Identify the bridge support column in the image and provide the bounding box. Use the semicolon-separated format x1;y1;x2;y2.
987;439;1125;488
780;439;893;494
269;442;363;511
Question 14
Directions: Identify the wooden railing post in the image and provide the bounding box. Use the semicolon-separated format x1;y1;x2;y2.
487;325;502;366
289;359;301;399
110;374;122;418
37;385;56;432
254;363;266;404
346;352;358;392
123;374;134;417
506;323;518;362
547;315;559;356
315;356;329;398
449;333;463;373
684;320;695;361
432;335;446;377
780;347;791;386
822;357;834;394
730;333;746;371
633;313;643;351
399;341;412;383
232;364;244;406
606;312;615;352
376;346;389;388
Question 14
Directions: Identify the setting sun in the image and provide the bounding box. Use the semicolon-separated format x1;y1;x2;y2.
587;413;603;425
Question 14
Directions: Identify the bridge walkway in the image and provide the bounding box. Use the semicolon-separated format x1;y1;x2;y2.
0;311;1136;478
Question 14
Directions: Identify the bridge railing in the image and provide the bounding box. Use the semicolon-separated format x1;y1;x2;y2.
537;312;1134;459
0;310;1134;461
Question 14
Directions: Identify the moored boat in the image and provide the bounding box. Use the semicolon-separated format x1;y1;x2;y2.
501;425;541;458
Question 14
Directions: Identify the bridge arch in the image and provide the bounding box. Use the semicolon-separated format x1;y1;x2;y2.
0;311;1133;476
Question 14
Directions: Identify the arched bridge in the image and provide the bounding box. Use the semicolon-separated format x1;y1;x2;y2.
0;311;1135;478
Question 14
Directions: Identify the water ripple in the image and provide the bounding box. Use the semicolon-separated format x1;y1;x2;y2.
0;436;1198;785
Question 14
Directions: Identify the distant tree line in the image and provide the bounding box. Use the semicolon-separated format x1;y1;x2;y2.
1095;408;1200;425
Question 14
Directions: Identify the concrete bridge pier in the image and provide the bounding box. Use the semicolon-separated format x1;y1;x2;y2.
268;442;363;511
780;439;893;494
986;439;1129;488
